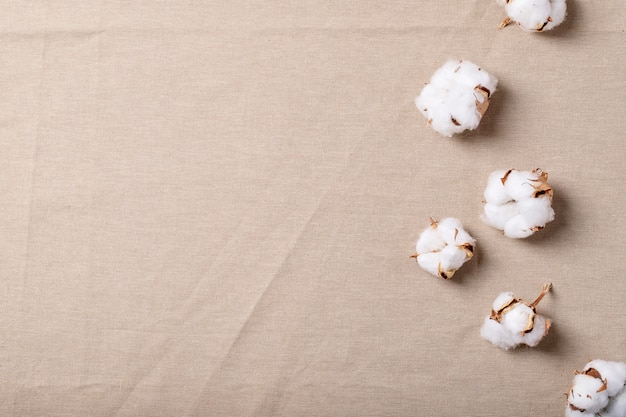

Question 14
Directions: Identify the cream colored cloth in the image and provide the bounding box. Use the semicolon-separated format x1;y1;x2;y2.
1;2;624;416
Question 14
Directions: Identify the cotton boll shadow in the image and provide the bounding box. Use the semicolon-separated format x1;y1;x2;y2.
506;324;566;356
456;84;508;142
534;322;567;354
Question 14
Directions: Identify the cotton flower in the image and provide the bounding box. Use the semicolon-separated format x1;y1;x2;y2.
480;283;552;350
482;168;555;238
566;359;626;417
497;0;567;32
415;60;497;137
411;217;476;279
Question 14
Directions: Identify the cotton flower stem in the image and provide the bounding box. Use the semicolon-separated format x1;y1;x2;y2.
530;283;552;309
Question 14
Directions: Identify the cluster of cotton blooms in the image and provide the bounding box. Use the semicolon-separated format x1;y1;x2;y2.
482;168;555;238
411;218;475;279
480;283;552;350
415;59;497;137
566;360;626;417
497;0;567;32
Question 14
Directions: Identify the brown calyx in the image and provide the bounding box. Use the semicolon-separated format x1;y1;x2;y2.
459;243;474;259
437;263;455;280
500;169;513;185
544;319;552;335
582;368;608;392
584;368;603;379
521;313;536;335
536;17;552;32
490;297;518;322
500;169;553;201
474;85;491;116
531;169;553;201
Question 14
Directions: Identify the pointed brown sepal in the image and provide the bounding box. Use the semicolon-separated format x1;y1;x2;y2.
437;263;455;279
584;368;603;380
474;85;490;116
521;312;537;335
501;169;513;185
459;243;474;259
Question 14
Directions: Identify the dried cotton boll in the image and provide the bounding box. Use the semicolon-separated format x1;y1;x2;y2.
481;168;555;238
480;283;552;350
411;217;476;279
566;360;626;416
415;60;497;137
497;0;567;32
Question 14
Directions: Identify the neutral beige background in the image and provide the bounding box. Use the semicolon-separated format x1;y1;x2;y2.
1;1;624;416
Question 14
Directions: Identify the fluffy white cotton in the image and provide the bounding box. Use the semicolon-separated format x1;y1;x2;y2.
416;60;497;137
604;388;626;417
584;360;626;397
567;360;626;417
497;0;567;32
568;374;610;413
480;284;552;350
412;217;476;279
482;168;555;238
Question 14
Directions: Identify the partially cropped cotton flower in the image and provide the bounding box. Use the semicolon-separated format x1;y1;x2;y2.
566;360;626;417
482;168;555;238
415;60;497;137
480;283;552;350
411;217;475;279
497;0;567;32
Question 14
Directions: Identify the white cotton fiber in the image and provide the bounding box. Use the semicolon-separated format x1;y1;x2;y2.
497;0;567;32
482;168;555;238
604;388;626;417
583;360;626;398
568;374;610;413
567;360;626;416
480;284;552;350
415;59;497;137
412;217;475;279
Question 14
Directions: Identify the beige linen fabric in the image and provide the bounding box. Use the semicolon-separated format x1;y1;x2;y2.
0;1;624;416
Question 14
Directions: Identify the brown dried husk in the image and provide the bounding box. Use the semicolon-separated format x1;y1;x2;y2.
474;85;491;116
531;168;553;201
